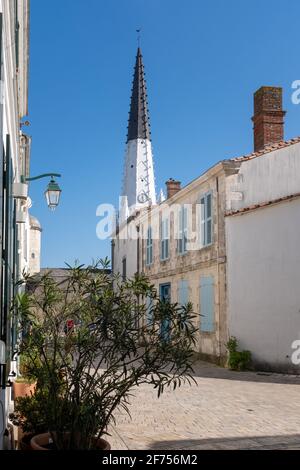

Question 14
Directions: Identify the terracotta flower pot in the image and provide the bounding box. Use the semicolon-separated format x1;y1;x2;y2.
13;381;36;399
18;432;35;451
30;432;111;450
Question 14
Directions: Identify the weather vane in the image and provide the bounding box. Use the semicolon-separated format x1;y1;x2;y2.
136;28;141;47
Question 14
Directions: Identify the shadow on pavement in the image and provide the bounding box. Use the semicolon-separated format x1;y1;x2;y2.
148;433;300;450
191;361;300;385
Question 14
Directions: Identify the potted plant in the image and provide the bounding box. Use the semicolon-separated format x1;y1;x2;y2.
12;353;36;400
14;259;197;450
9;389;48;450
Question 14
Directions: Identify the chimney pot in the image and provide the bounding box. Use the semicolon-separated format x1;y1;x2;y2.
166;178;181;199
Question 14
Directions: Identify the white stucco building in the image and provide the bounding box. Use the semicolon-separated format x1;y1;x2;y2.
226;137;300;372
0;0;39;449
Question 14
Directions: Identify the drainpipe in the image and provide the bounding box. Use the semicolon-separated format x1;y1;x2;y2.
216;176;222;361
136;225;140;274
111;240;115;274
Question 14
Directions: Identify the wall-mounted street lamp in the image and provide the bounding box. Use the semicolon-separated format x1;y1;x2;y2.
20;173;62;210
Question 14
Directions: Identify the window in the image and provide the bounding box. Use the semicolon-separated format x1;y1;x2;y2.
146;226;153;265
178;280;189;306
178;206;188;254
160;217;169;260
160;283;171;302
200;192;213;247
200;276;214;332
122;257;126;281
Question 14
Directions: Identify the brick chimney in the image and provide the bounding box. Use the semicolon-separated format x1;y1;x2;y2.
166;178;181;199
252;86;286;152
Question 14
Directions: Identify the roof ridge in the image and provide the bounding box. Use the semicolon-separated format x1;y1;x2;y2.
230;136;300;162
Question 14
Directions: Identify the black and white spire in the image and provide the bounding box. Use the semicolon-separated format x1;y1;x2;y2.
121;48;156;220
126;48;151;143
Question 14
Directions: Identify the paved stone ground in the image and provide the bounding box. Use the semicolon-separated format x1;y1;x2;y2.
107;361;300;450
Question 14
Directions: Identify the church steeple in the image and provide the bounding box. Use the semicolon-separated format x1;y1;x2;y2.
121;47;156;220
127;48;151;143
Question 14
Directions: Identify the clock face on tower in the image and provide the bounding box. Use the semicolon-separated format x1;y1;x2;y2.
137;191;149;204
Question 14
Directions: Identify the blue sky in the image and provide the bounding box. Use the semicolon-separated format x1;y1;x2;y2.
29;0;300;267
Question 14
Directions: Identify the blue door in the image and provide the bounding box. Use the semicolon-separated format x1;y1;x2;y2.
159;283;171;340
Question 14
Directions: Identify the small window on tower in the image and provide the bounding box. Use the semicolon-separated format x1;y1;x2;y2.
31;253;35;259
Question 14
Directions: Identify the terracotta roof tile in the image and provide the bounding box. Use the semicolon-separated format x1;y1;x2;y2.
230;136;300;162
225;192;300;217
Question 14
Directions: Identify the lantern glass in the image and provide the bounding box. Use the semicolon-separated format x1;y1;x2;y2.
44;178;62;210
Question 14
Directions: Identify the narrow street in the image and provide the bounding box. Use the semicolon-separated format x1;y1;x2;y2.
2;0;300;458
109;361;300;450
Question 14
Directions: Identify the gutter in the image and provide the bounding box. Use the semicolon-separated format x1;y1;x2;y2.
225;192;300;217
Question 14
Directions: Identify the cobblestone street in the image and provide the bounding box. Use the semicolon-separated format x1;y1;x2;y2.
108;361;300;450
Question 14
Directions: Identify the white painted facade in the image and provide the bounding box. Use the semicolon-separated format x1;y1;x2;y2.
113;220;139;281
0;0;32;449
226;143;300;372
226;142;300;211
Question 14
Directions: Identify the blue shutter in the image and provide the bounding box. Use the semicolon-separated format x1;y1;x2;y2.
146;296;153;324
165;218;169;258
183;207;188;252
161;218;169;260
199;193;213;247
206;193;212;245
146;228;149;265
178;207;183;253
200;276;214;332
178;280;189;306
178;207;188;254
146;226;152;265
160;219;164;259
200;197;205;247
